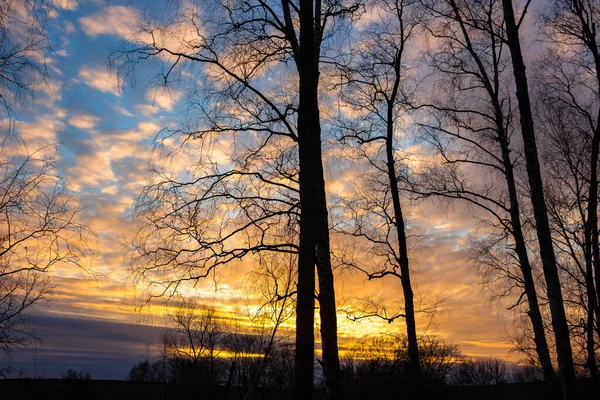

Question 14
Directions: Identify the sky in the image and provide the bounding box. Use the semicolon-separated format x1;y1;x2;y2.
6;0;525;379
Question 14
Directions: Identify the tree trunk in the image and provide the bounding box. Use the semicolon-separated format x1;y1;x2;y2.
588;16;600;364
315;176;344;400
448;0;554;380
576;0;600;381
385;97;422;396
295;153;316;400
296;1;343;398
587;120;600;386
294;0;318;397
495;112;556;383
501;143;556;382
502;1;577;398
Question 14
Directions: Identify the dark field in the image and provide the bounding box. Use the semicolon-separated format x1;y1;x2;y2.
0;379;596;400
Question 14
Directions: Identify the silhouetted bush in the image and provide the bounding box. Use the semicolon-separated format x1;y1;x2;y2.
453;358;508;386
61;368;91;380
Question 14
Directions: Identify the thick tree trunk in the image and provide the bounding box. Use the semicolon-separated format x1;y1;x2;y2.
590;32;600;364
315;181;344;400
294;156;316;399
449;0;554;379
295;1;343;398
581;122;599;387
294;1;318;398
502;1;577;399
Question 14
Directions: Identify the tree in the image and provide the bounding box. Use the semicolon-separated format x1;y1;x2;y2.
61;368;91;380
454;358;508;386
332;0;424;394
118;1;360;397
415;0;555;382
536;0;600;386
0;0;90;373
127;359;164;382
1;138;89;368
0;0;54;123
537;77;600;377
238;251;297;399
341;334;462;396
501;0;577;398
161;299;226;387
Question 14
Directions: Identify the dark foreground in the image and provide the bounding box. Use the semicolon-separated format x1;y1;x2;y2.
0;379;596;400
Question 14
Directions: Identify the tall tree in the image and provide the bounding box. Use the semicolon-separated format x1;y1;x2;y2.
537;0;600;386
540;93;599;379
502;0;577;398
416;0;555;382
333;0;424;394
117;1;358;397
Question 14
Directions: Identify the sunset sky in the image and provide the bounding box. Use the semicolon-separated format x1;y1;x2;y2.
9;0;527;379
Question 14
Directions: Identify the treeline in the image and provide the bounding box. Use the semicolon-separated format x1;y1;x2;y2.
126;331;546;399
126;302;561;399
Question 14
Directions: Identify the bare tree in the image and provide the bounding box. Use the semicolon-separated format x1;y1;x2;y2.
536;0;600;386
342;334;462;395
0;0;90;375
118;1;360;397
538;88;599;377
501;0;577;396
127;359;164;382
415;0;555;382
330;1;426;395
331;1;425;394
162;298;225;387
61;368;91;380
454;358;508;386
0;138;89;372
0;0;54;123
221;250;297;399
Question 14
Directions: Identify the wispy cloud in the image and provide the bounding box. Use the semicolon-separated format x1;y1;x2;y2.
68;114;100;130
79;6;140;39
52;0;80;11
78;65;120;96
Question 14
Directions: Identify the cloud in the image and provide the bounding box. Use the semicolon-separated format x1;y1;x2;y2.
135;104;161;117
78;65;120;96
65;139;116;189
13;117;65;158
78;3;204;60
10;314;162;379
79;6;140;39
102;185;119;196
52;0;79;11
68;114;100;130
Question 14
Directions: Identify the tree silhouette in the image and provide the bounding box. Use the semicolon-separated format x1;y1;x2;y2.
502;0;577;397
415;0;555;382
0;139;90;369
332;0;425;393
537;0;600;386
117;1;359;397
